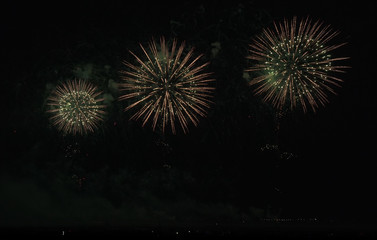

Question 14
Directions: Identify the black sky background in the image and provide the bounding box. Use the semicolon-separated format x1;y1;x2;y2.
1;0;377;237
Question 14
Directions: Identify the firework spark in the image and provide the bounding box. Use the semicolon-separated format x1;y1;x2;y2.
47;79;106;135
246;16;349;112
119;37;215;134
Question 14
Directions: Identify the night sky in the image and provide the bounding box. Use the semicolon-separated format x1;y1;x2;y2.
1;0;377;238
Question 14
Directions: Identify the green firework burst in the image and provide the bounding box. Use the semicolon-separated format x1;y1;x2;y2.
47;79;106;135
246;16;349;112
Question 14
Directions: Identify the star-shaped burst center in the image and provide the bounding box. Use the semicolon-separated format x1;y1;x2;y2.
59;90;99;125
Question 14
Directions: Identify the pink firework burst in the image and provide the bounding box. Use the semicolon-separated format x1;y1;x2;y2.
119;37;215;134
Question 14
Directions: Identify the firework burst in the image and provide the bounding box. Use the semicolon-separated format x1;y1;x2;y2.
246;16;349;112
47;79;106;135
119;37;215;134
